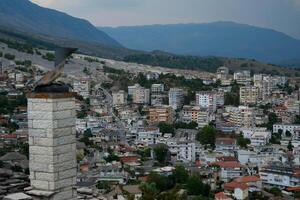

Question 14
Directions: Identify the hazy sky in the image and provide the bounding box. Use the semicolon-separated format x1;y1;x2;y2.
30;0;300;39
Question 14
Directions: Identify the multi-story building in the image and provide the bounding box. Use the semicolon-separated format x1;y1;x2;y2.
225;106;255;128
136;127;162;146
133;87;150;104
169;88;184;110
128;84;141;96
273;124;300;138
166;129;201;163
73;77;90;99
259;162;300;188
249;132;271;146
149;106;173;124
151;94;166;106
234;70;251;85
181;106;212;128
217;66;229;80
112;90;127;106
151;84;165;94
196;91;217;113
240;86;259;105
212;161;244;182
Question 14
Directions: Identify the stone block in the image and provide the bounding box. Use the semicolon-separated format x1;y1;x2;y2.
46;127;73;138
58;168;77;180
57;118;75;128
29;129;47;138
32;120;57;129
31;180;49;191
54;101;75;111
35;172;59;182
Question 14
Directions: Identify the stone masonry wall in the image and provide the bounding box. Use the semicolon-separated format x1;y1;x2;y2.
27;96;77;200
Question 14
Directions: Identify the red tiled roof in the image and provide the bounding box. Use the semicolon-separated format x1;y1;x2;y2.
217;156;238;162
0;134;17;139
216;138;236;145
120;156;139;163
212;161;242;168
235;176;261;183
286;187;300;192
224;181;248;191
215;192;232;200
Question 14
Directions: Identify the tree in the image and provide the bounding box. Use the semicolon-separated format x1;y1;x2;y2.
158;122;174;134
186;174;210;196
269;187;282;197
147;172;174;192
153;145;168;164
172;165;189;184
224;92;239;106
237;134;251;148
197;125;216;148
288;141;294;151
140;182;159;200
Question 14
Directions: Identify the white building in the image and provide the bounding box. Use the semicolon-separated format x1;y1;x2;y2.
112;90;127;106
151;84;165;93
250;132;271;146
169;88;184;110
234;70;251;85
73;77;90;99
133;87;150;104
196;91;217;113
136;127;162;146
273;124;300;138
128;84;141;96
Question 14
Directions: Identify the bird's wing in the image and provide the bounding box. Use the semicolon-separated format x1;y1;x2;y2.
55;47;78;69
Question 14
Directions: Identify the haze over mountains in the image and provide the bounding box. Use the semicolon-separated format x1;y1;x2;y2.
100;22;300;64
0;0;121;47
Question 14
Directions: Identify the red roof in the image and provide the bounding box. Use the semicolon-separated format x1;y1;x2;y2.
235;176;261;183
286;187;300;192
216;138;236;145
212;161;242;168
217;156;238;162
215;192;232;200
120;156;139;163
224;181;248;191
0;134;17;139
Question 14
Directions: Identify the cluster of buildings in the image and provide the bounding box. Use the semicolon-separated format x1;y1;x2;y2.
2;51;300;200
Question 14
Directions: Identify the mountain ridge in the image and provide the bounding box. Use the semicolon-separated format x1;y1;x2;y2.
0;0;121;47
99;22;300;65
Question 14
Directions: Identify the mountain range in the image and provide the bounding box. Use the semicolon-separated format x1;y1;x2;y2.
0;0;120;47
100;22;300;64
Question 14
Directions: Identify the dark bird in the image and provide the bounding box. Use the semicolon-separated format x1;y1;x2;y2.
34;47;77;90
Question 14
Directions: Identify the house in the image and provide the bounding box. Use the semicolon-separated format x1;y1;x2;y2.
235;176;262;192
259;162;300;188
215;138;237;152
224;181;249;200
212;161;243;182
215;192;233;200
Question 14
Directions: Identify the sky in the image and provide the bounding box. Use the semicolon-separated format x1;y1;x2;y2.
30;0;300;39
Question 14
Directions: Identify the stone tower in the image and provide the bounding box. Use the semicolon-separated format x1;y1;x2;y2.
27;92;77;200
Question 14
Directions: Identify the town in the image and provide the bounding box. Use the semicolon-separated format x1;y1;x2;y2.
1;39;300;200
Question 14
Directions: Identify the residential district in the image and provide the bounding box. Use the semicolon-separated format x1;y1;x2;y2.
2;50;300;200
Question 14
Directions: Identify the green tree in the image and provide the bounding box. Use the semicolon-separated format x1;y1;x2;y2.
140;182;159;200
186;174;210;196
153;145;168;164
269;187;282;197
172;165;189;184
237;134;251;148
147;172;174;192
288;141;294;151
158;122;175;134
197;125;216;148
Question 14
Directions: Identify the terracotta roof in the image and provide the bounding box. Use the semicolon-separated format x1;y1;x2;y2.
287;187;300;192
235;176;261;183
216;138;236;145
120;156;139;163
212;161;242;168
224;181;248;191
217;156;238;162
215;192;232;200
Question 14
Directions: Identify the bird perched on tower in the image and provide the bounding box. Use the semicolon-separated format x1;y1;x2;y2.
34;47;77;92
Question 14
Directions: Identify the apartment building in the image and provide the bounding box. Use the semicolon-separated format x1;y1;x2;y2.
151;84;165;94
196;91;217;113
240;86;259;105
133;87;150;104
73;77;90;99
226;106;255;128
149;106;173;124
136;127;162;146
169;88;184;110
234;70;251;85
112;90;127;106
